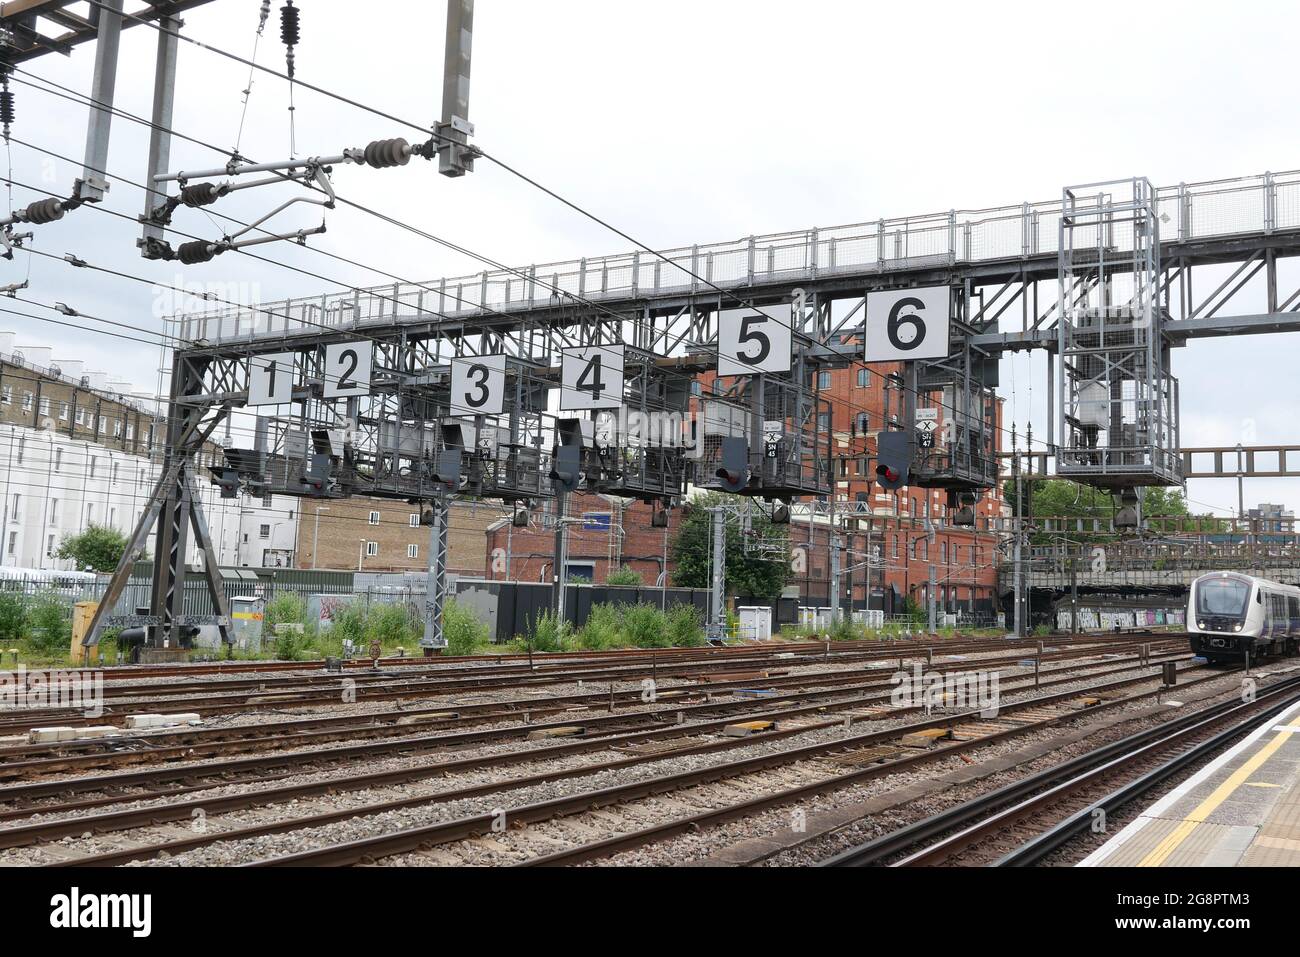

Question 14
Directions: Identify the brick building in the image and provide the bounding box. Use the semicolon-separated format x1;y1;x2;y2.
484;496;673;586
298;495;498;576
485;359;1006;618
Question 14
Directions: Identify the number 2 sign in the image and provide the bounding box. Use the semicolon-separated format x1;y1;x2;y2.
322;340;374;398
561;344;624;410
864;286;951;362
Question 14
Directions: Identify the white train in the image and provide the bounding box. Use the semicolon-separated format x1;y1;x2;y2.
1187;572;1300;662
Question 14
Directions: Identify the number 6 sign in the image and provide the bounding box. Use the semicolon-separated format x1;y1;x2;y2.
864;286;951;362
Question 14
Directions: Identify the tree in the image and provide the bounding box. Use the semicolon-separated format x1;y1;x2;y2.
670;492;790;598
55;524;130;572
606;565;643;586
1002;478;1212;543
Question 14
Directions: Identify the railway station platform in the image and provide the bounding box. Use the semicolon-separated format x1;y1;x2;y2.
1081;695;1300;867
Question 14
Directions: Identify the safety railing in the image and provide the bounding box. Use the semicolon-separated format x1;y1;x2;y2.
172;168;1300;345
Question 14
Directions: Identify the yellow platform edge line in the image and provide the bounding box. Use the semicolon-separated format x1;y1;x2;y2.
1138;714;1300;867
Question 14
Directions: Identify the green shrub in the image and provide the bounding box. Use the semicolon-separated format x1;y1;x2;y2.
327;601;368;649
444;599;490;656
273;629;309;661
264;592;307;632
366;602;414;648
0;592;26;647
578;602;623;650
665;603;705;647
26;593;70;655
606;565;642;586
528;610;570;652
623;604;669;649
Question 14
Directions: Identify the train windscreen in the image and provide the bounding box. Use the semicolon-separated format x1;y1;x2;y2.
1196;578;1250;617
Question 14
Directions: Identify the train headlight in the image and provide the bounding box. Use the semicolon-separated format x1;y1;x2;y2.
1198;621;1206;630
1233;624;1242;631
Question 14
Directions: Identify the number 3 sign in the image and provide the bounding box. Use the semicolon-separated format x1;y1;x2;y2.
450;355;507;416
864;286;951;362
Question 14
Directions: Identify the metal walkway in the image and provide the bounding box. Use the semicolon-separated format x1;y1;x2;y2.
174;167;1300;347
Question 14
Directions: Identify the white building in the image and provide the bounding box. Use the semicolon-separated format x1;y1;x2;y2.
0;337;300;572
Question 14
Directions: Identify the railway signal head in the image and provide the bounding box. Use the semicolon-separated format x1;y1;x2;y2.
550;443;582;493
209;467;241;499
715;437;750;493
298;453;332;496
874;430;912;491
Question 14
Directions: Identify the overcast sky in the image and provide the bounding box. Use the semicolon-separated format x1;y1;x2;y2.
9;0;1300;516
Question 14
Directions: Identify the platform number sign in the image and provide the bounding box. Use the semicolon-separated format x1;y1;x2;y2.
864;286;952;362
718;305;792;377
561;344;624;410
322;340;374;399
246;352;296;407
450;354;507;416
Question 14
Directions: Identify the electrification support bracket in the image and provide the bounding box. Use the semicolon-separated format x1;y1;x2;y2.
75;0;123;203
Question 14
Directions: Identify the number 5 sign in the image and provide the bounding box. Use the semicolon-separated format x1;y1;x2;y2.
450;354;507;416
864;286;951;362
717;305;792;376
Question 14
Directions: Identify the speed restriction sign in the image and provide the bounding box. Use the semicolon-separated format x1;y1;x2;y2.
865;286;951;362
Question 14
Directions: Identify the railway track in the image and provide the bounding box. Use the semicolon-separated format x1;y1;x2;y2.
820;667;1300;867
0;645;1190;781
201;663;1227;866
0;653;1207;864
0;634;1162;733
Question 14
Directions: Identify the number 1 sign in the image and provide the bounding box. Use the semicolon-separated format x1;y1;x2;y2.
864;286;951;362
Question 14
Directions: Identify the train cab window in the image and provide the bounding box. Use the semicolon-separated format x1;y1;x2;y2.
1197;578;1250;617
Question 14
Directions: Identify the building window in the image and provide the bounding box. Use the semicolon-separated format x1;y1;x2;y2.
9;494;19;520
409;513;420;527
38;397;50;416
89;457;97;479
125;422;134;439
854;412;869;434
49;499;58;524
262;493;272;509
98;416;107;433
6;531;14;555
53;448;61;473
15;437;23;465
817;412;830;431
818;371;832;390
111;462;119;484
407;543;418;559
21;392;32;412
109;507;116;527
45;533;54;557
75;409;85;425
259;524;270;539
86;503;94;524
366;541;379;557
0;385;9;405
58;401;69;421
838;458;848;477
856;368;870;388
368;511;380;525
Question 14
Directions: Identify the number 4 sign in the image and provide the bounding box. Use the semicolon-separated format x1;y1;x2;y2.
864;286;951;362
561;344;624;410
